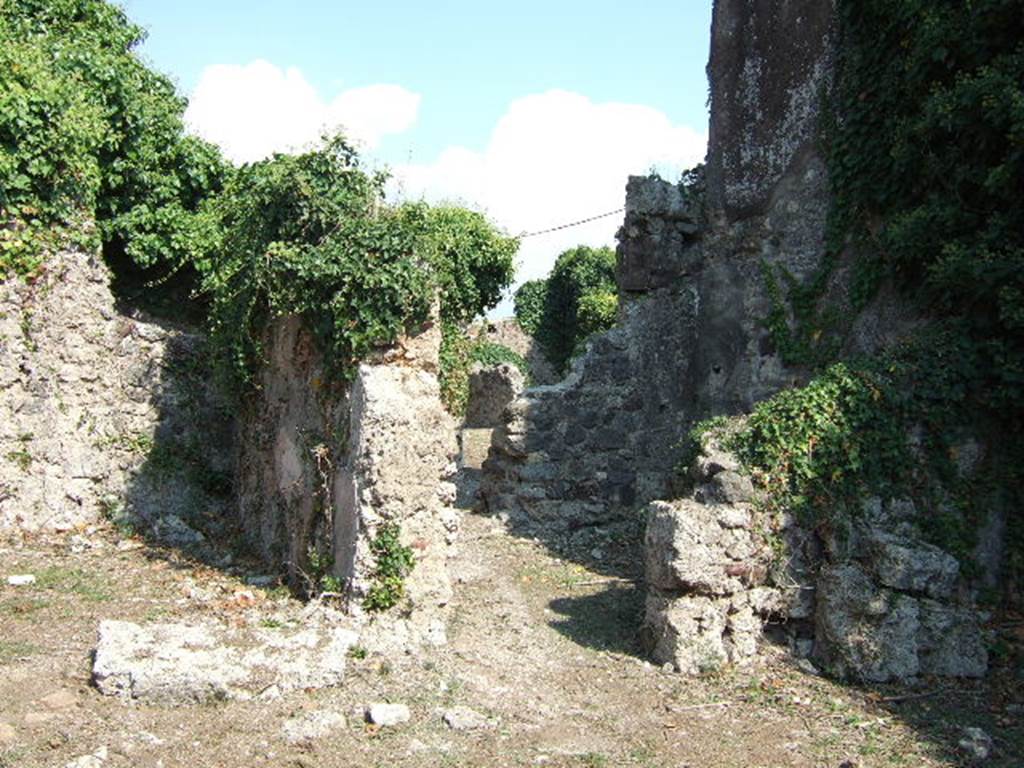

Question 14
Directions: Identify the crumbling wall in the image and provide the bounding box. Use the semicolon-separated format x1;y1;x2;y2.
237;313;457;628
480;0;838;527
0;248;232;538
643;433;988;682
464;362;525;429
479;282;699;530
479;153;825;528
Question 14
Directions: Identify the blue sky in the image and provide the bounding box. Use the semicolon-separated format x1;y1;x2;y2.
122;0;713;312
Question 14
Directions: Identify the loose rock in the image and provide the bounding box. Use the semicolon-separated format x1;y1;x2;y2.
958;727;993;760
64;747;108;768
40;689;78;710
367;703;411;727
0;722;16;746
442;706;492;731
93;619;358;704
6;574;36;586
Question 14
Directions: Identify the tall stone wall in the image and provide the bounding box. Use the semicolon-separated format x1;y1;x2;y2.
705;0;836;220
482;0;995;682
237;314;457;626
0;249;232;539
480;2;838;528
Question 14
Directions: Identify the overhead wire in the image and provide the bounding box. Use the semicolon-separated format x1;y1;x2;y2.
516;208;625;239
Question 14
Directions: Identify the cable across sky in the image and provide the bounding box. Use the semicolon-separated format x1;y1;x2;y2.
517;208;625;239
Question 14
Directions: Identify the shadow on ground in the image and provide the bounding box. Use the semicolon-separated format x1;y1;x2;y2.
547;584;645;657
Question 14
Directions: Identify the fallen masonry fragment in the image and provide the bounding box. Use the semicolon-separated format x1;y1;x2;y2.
92;620;359;704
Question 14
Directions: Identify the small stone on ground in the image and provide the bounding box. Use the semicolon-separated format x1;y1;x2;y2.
367;703;411;727
0;721;16;746
282;711;347;744
959;726;993;760
442;706;492;731
40;689;78;710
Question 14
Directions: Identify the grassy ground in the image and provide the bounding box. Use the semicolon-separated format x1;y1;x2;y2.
0;481;1021;767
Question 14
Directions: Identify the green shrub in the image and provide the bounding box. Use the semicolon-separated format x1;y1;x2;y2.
517;245;618;374
198;137;516;389
513;279;547;334
470;340;528;374
575;289;618;345
0;0;229;281
408;204;517;326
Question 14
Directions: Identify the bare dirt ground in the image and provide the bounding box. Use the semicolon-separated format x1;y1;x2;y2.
1;453;1022;767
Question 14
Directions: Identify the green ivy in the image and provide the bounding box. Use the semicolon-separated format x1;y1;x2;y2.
742;1;1024;587
470;341;528;374
439;320;473;416
198;137;516;390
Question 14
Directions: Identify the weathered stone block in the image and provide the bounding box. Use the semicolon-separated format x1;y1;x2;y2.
464;362;525;428
814;564;921;683
644;592;729;675
862;529;960;600
93;620;358;704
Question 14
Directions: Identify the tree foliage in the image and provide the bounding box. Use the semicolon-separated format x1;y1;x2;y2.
0;0;229;279
512;279;547;335
515;245;618;374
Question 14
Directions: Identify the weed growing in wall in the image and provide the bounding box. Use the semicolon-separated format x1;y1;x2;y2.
363;523;415;612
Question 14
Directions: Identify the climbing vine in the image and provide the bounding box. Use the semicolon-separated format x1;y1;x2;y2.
743;0;1024;585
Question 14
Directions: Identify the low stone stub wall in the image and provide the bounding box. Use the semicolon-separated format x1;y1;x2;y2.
643;434;989;683
237;314;457;628
479;287;699;530
464;362;525;429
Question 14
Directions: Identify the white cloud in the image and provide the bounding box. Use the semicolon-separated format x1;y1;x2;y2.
184;60;421;164
390;90;707;315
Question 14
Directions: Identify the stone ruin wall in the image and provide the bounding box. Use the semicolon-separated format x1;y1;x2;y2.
236;313;458;635
480;0;835;530
644;432;989;682
0;248;232;543
481;0;995;682
0;245;458;636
